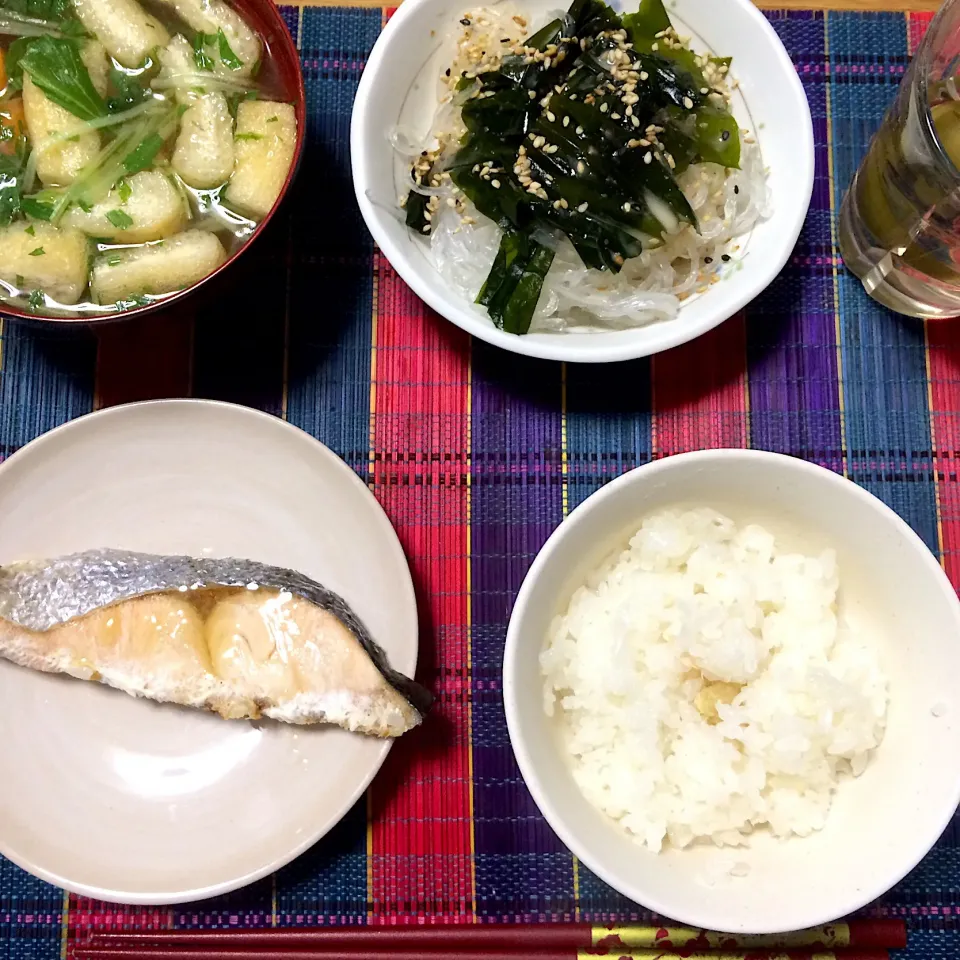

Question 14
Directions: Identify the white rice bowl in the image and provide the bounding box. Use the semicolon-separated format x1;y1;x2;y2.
541;507;889;854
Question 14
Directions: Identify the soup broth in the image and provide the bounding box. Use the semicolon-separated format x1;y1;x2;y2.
0;0;299;316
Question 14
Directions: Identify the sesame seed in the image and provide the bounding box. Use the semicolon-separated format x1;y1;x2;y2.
575;125;584;135
577;202;588;212
533;135;546;148
734;185;740;194
576;160;586;174
682;96;694;109
700;87;709;94
528;90;537;99
611;113;620;120
651;42;658;50
643;152;652;164
622;202;631;212
546;111;556;122
639;71;649;81
722;254;731;262
421;225;431;233
631;115;640;127
562;115;570;127
600;102;608;113
491;179;501;188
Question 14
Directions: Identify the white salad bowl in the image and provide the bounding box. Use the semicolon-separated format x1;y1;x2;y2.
351;0;814;362
504;451;960;932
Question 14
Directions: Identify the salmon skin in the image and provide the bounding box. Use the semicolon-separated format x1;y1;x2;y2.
0;549;432;737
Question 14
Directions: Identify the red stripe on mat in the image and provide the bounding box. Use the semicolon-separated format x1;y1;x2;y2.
94;309;194;409
908;10;934;53
651;315;749;455
67;899;170;957
926;324;960;591
915;12;959;593
368;256;473;923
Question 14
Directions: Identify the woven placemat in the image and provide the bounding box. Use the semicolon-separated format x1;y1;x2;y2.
0;7;956;959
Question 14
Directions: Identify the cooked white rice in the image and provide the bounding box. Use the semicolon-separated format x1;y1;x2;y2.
540;508;888;853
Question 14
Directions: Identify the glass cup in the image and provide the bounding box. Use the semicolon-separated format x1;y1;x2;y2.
840;0;960;318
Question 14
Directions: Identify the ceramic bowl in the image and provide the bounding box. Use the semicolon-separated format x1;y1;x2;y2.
504;450;960;931
0;0;305;325
352;0;814;362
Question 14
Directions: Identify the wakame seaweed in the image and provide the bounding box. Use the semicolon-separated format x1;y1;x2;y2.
403;0;740;334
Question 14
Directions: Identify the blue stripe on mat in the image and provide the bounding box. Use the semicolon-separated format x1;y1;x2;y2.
828;11;939;551
276;800;367;925
0;861;61;960
564;362;654;511
285;7;381;478
282;5;381;924
564;361;653;919
0;322;95;456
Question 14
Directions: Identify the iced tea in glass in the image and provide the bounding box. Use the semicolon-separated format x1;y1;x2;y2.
840;0;960;318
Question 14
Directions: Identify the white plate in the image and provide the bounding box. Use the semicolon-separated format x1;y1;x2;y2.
0;400;418;904
352;0;814;363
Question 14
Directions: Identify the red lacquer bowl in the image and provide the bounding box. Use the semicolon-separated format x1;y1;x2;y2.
0;0;306;325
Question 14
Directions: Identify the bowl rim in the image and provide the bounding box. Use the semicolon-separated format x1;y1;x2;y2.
503;449;960;932
351;0;815;363
0;0;307;327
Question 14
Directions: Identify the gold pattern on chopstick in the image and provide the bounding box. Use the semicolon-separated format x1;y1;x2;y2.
590;924;852;949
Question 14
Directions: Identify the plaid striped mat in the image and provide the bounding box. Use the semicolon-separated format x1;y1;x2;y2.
1;5;958;960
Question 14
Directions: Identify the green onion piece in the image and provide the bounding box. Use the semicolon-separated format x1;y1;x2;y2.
106;209;134;228
122;133;165;175
21;197;54;220
217;29;244;71
193;32;216;71
19;36;107;120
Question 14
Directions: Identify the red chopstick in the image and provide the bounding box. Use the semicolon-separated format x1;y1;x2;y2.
83;919;907;952
74;950;892;960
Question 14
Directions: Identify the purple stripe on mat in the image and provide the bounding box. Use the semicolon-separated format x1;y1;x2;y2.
469;345;574;921
747;12;843;471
